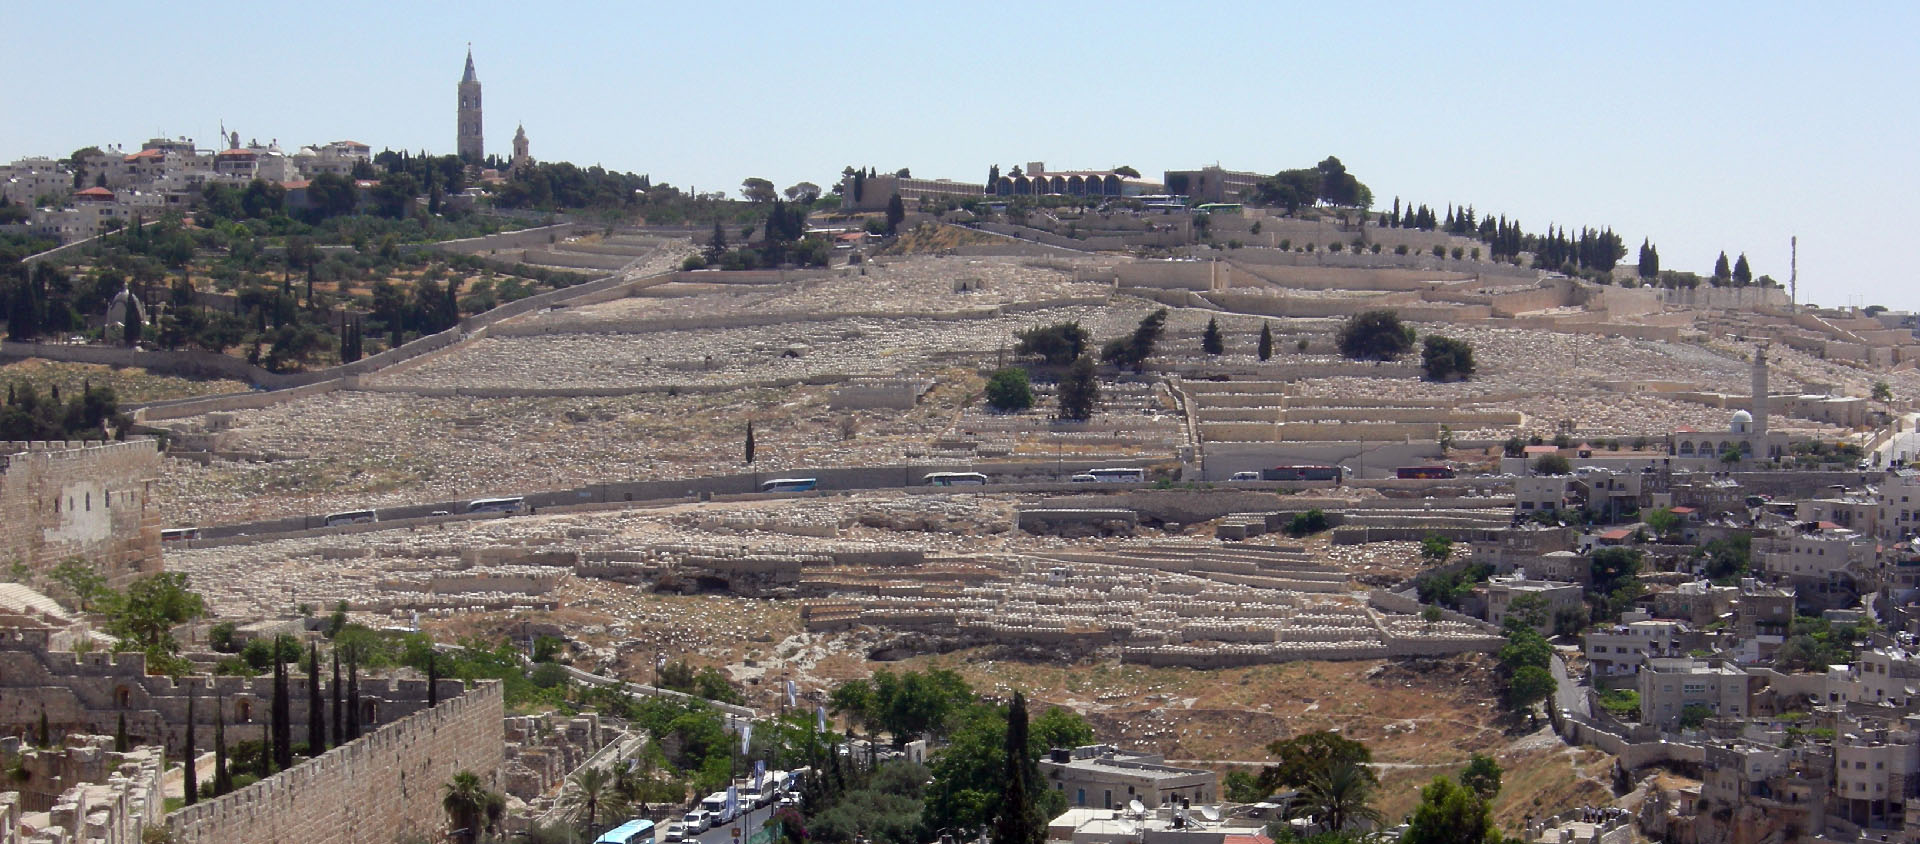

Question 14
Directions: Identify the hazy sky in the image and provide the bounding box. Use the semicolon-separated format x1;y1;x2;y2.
4;2;1913;310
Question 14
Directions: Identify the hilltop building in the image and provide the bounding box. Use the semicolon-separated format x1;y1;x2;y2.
458;48;483;163
511;123;530;171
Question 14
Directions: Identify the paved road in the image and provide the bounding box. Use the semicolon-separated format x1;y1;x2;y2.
687;800;781;844
1552;651;1588;720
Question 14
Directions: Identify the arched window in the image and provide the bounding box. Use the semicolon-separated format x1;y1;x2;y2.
1679;442;1695;456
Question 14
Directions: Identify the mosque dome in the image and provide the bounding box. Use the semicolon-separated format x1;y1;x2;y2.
1730;409;1753;433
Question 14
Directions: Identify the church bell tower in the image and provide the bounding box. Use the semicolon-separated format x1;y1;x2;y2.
457;47;484;163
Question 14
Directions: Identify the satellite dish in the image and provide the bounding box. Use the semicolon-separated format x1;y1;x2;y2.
1128;799;1146;815
1200;807;1221;823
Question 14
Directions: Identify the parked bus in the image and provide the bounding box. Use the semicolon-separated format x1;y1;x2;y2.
323;509;377;527
160;527;201;542
1085;467;1146;483
596;819;657;844
467;496;525;514
1261;465;1343;482
759;478;818;493
1395;466;1457;480
923;472;989;486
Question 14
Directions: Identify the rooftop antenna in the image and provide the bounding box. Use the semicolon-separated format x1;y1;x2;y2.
1127;799;1145;817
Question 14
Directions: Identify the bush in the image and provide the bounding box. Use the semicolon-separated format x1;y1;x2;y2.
1532;454;1572;475
1431;245;1445;257
1421;335;1475;382
1337;310;1415;361
983;368;1034;412
1013;322;1088;365
1395;244;1409;255
1285;509;1330;537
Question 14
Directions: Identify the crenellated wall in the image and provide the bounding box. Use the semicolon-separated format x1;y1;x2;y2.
164;680;504;844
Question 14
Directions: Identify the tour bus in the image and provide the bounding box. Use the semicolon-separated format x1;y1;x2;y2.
1085;467;1146;483
160;527;201;542
759;478;818;493
467;496;525;514
596;819;658;844
1395;465;1457;480
923;472;989;487
323;509;377;527
1261;465;1343;482
700;791;736;824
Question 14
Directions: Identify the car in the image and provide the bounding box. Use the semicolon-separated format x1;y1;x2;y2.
663;822;685;843
1859;460;1874;470
682;811;710;834
430;510;450;516
777;793;802;809
1070;473;1097;483
1229;471;1260;481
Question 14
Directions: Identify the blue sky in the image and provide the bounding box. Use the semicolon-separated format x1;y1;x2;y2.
4;1;1913;310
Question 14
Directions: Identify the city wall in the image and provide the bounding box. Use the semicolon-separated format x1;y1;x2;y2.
432;223;578;255
0;439;161;588
164;680;505;844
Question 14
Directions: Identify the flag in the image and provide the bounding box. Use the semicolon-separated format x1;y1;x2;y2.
786;679;797;708
726;785;739;819
755;759;766;790
816;706;827;732
741;721;753;755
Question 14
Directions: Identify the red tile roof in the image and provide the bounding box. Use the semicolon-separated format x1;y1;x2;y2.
73;186;114;199
122;149;165;162
1523;445;1559;455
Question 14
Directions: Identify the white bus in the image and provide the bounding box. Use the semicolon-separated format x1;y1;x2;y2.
759;478;818;493
323;509;377;527
923;472;989;486
467;497;525;514
595;819;657;844
1086;467;1146;483
160;527;201;542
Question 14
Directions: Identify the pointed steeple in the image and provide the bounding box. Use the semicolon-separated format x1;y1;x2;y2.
462;46;477;84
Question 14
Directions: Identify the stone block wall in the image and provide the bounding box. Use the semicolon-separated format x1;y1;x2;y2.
0;440;161;589
164;680;504;844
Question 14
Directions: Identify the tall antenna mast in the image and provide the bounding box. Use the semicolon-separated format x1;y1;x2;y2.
1789;235;1797;312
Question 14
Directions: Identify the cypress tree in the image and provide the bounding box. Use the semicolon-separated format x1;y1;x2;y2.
37;706;48;747
1713;251;1732;285
331;650;344;744
427;650;439;707
1201;317;1224;356
213;698;232;796
744;421;755;465
114;712;129;752
1258;321;1274;361
271;636;292;771
184;687;198;805
992;691;1044;844
1733;253;1752;287
308;643;325;755
345;652;360;741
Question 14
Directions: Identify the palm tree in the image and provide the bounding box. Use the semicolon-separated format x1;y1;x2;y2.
443;770;504;844
573;766;612;832
1297;761;1383;834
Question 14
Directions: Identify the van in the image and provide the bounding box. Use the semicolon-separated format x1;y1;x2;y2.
1229;471;1260;482
682;811;709;834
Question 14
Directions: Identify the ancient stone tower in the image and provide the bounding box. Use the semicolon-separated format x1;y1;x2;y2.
511;123;530;171
457;47;483;163
1751;344;1770;436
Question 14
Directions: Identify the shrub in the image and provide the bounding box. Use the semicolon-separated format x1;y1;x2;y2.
1395;244;1409;255
1337;310;1415;361
983;368;1034;412
1421;335;1476;381
1533;454;1573;475
1285;509;1330;537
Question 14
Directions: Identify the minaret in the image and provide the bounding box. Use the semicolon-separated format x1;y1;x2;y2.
1751;345;1769;437
457;47;483;163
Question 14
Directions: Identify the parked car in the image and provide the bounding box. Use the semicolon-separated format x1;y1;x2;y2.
663;822;685;843
1229;471;1260;481
682;811;710;834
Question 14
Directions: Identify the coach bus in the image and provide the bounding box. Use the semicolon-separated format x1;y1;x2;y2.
596;819;657;844
760;478;818;493
1084;467;1146;483
1261;465;1343;482
160;527;201;542
467;497;525;514
923;472;989;486
323;509;377;527
1395;465;1457;480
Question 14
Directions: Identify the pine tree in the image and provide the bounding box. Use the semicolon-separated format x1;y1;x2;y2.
706;219;727;264
1258;322;1274;361
184;687;198;805
308;643;325;755
1057;356;1100;421
744;421;756;465
213;698;232;796
1202;317;1224;356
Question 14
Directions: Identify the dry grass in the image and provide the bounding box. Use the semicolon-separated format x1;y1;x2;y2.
0;358;247;403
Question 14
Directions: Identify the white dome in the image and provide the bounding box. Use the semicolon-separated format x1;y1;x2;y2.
1730;409;1753;433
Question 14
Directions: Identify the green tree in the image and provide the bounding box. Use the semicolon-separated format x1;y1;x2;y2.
985;368;1034;412
706;219;728;264
1403;776;1498;844
1532;454;1572;475
123;295;142;347
1713;251;1732;285
1498;629;1553;674
1873;381;1894;405
1590;547;1643;595
183;687;198;805
745;421;755;465
1507;665;1556;715
1202;317;1224;356
1057;356;1099;421
1336;310;1414;361
48;558;110;611
1420;335;1475;381
885;194;906;235
442;770;505;844
1503;436;1526;458
1224;770;1266;803
1099;309;1168;372
1258;730;1376;794
1732;253;1752;286
1644;507;1682;541
1637;240;1659;279
1420;534;1454;564
307;643;326;755
1014;322;1088;365
104;572;206;669
573;766;612;831
1298;761;1382;833
1258;322;1273;361
1459;754;1501;800
1501;594;1550;633
741;177;777;203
